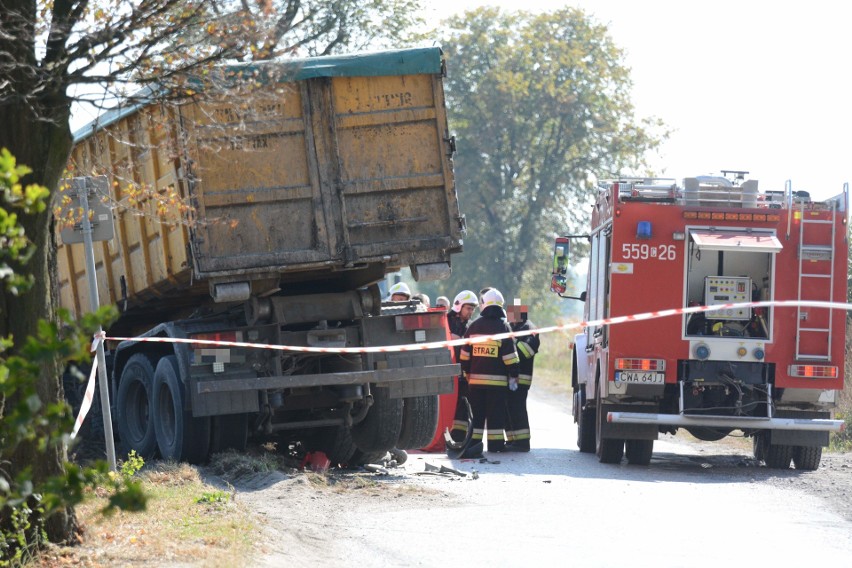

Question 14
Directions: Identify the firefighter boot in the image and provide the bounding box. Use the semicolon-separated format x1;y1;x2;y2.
503;440;530;452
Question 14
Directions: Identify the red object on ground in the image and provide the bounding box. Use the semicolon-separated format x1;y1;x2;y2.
301;451;331;472
420;309;458;452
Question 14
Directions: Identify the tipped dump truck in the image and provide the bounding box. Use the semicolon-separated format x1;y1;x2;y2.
59;47;463;464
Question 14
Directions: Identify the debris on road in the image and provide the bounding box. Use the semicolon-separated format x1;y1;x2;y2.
419;462;469;477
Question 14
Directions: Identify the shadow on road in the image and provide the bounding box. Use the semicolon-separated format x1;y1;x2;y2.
444;445;810;486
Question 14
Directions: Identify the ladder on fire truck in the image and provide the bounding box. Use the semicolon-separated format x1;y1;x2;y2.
794;182;842;361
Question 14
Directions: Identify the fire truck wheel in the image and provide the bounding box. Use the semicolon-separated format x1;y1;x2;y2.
764;443;794;469
152;355;211;465
792;446;822;471
351;385;403;453
210;413;249;454
752;432;768;462
396;395;439;450
595;385;624;464
625;439;654;466
575;391;595;453
116;353;159;460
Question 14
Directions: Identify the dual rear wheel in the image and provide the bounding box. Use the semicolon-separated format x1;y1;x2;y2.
592;386;654;465
309;391;438;466
117;353;247;464
585;382;652;466
753;432;822;470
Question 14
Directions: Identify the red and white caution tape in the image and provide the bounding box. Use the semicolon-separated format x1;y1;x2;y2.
102;299;852;354
70;331;106;439
70;299;850;437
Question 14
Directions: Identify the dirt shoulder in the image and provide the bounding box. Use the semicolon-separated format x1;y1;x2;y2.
659;432;852;522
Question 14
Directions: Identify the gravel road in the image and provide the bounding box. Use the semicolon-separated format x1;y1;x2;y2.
219;389;852;567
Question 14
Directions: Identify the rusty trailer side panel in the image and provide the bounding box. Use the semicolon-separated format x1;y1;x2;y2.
59;103;196;320
58;48;461;324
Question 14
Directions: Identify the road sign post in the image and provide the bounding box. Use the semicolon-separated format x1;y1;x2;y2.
64;176;117;472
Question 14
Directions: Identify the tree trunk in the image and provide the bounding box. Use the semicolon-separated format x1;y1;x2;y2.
0;84;78;543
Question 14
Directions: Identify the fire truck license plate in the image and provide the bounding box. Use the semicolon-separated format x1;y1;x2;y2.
617;372;665;384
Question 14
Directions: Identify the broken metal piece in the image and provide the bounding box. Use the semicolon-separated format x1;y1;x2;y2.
438;465;467;477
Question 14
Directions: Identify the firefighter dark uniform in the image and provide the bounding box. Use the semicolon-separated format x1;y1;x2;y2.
448;290;478;443
459;289;519;455
505;317;539;452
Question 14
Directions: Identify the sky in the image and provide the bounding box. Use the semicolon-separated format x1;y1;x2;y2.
420;0;852;201
68;1;851;201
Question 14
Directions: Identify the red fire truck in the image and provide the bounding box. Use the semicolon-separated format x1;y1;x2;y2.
551;171;848;469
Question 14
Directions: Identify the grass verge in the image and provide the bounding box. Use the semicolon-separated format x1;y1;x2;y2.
532;329;574;400
32;461;257;568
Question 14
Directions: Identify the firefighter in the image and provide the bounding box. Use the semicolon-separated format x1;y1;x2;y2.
447;290;479;444
504;301;539;452
459;288;519;457
387;282;411;302
435;295;450;310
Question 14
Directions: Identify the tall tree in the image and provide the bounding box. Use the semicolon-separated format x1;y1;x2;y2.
434;7;666;319
203;0;424;59
0;0;421;547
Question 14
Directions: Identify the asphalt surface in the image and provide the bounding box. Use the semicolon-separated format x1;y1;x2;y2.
232;388;852;567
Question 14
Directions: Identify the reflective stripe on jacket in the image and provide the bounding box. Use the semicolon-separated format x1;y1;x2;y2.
512;319;539;386
459;305;519;387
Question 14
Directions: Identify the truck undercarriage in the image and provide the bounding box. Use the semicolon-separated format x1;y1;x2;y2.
104;289;456;465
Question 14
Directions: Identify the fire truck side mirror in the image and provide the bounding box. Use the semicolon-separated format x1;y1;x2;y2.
550;238;570;294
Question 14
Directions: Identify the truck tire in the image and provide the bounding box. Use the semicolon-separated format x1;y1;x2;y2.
396;395;439;450
351;386;403;453
793;446;822;471
64;363;101;441
595;384;624;464
764;443;793;469
310;426;358;466
210;414;249;454
349;448;390;467
625;439;653;466
575;390;595;453
117;353;158;460
152;355;211;464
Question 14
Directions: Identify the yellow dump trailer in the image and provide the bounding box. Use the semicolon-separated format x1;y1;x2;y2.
59;47;462;331
59;48;462;465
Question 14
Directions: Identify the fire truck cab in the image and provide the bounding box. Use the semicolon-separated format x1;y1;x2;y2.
554;172;848;469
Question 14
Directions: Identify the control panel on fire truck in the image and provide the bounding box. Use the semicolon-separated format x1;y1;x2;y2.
704;276;751;321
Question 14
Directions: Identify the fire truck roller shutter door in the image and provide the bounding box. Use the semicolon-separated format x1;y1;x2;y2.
689;230;782;254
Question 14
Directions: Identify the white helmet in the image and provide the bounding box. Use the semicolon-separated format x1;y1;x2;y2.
388;282;411;299
481;288;505;308
452;290;478;313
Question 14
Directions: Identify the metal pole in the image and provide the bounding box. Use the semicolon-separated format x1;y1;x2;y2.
75;179;118;471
